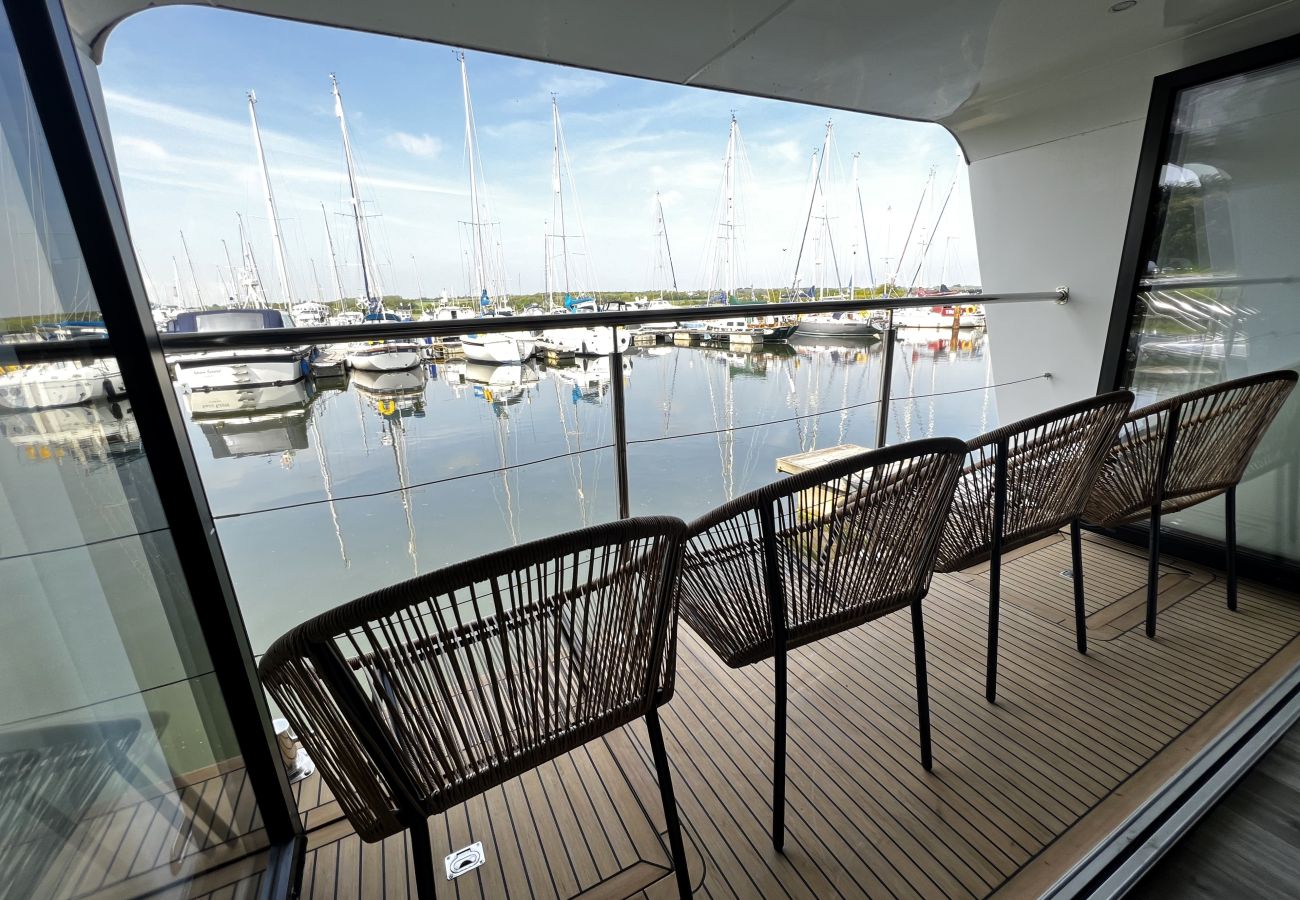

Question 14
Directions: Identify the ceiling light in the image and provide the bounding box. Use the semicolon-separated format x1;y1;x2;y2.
1110;0;1137;11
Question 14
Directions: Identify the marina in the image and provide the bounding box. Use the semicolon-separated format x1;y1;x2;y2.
170;331;995;655
4;1;1300;898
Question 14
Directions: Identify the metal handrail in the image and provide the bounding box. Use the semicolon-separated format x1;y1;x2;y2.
1137;274;1296;290
157;289;1062;351
1;289;1064;363
5;287;1066;518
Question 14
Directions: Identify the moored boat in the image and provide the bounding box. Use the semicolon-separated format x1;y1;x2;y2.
166;308;314;391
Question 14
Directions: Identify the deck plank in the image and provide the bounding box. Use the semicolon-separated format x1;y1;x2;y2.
64;533;1300;899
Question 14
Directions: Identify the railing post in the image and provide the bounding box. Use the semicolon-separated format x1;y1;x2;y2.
609;327;631;518
875;323;896;448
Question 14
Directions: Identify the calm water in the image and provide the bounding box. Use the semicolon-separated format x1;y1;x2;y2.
0;330;1003;659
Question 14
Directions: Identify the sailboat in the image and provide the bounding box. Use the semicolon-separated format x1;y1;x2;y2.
538;96;629;357
168;93;316;392
330;75;422;372
696;115;795;342
792;121;880;340
455;53;536;365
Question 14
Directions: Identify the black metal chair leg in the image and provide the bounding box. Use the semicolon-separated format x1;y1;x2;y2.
986;548;1002;703
1070;519;1087;654
646;710;692;899
772;640;788;853
1226;485;1238;612
409;816;436;899
1146;504;1162;638
911;600;933;771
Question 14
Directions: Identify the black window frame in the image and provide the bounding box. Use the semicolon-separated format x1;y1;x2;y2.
1098;31;1300;591
0;0;306;894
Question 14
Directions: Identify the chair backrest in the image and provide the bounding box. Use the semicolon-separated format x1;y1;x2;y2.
1139;370;1297;503
258;516;686;841
678;437;967;668
936;390;1134;571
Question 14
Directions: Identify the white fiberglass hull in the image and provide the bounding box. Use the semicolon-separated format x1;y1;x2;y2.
460;332;536;365
350;367;429;395
347;342;422;371
171;348;312;391
0;359;125;411
794;316;880;338
540;326;631;356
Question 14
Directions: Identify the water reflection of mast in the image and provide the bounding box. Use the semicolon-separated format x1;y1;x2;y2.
704;354;736;500
555;379;592;526
384;411;419;577
308;406;350;568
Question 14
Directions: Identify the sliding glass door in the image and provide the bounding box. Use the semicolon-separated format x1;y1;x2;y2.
1113;42;1300;568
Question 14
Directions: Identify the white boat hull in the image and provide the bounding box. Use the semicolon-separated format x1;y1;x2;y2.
171;348;312;391
460;332;536;365
347;342;422;371
540;326;631;356
0;359;125;410
794;317;880;338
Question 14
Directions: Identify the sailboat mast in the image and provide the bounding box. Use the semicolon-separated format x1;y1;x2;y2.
237;212;267;307
180;230;204;308
543;220;553;305
459;52;489;302
331;74;381;314
852;152;876;292
892;165;934;289
248;90;294;306
321;203;346;303
723;114;738;303
221;239;237;302
790;137;829;295
551;95;571;297
171;256;184;308
310;258;324;302
410;255;424;302
655;192;678;293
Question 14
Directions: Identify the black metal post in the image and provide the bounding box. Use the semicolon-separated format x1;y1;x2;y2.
610;328;631;519
986;438;1008;703
759;504;789;852
1070;518;1088;654
408;816;437;899
4;0;301;843
646;709;692;899
1147;406;1181;638
875;325;897;449
1226;485;1238;612
910;599;933;771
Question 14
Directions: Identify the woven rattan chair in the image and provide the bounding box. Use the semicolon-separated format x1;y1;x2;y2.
258;517;691;899
1082;370;1297;638
934;391;1135;703
677;437;967;852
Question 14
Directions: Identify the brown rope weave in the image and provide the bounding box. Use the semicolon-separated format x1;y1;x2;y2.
1082;371;1297;527
935;391;1135;573
677;437;967;668
258;516;686;843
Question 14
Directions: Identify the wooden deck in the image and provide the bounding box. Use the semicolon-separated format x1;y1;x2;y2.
119;531;1300;899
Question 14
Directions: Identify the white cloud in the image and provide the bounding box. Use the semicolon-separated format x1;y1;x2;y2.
386;131;442;159
540;71;609;100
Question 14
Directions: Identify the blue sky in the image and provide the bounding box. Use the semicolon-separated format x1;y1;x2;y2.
98;6;978;305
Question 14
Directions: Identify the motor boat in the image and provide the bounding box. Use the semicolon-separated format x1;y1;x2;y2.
167;308;315;391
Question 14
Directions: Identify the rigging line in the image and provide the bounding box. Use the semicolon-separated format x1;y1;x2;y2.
213;443;616;520
213;373;1047;522
628;373;1049;445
